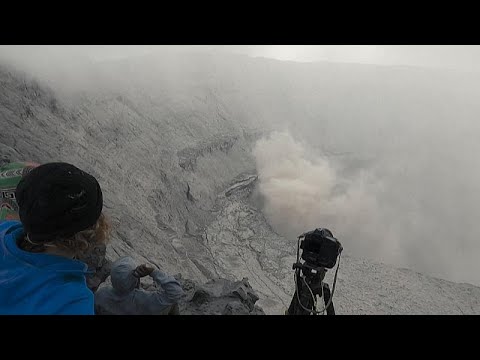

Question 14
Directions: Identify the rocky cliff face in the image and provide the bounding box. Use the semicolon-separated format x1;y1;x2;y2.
177;276;266;315
2;52;480;314
0;60;270;313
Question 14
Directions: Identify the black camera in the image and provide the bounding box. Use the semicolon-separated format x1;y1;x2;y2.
287;228;343;315
300;228;343;269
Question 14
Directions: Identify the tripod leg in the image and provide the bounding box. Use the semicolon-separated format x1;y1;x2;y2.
322;283;335;315
287;275;314;315
286;291;297;315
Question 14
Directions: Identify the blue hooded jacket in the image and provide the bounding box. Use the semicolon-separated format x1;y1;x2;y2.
0;220;94;315
95;256;184;315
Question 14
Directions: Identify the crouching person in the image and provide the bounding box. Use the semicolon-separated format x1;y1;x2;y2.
95;256;184;315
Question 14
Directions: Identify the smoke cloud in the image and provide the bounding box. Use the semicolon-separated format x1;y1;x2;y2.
253;131;390;257
253;129;477;285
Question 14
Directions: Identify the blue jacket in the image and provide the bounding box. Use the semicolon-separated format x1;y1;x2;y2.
0;221;94;315
95;256;184;315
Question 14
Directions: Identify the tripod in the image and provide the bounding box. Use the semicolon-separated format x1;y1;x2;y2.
287;264;335;315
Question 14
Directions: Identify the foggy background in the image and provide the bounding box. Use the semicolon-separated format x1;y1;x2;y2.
1;45;480;285
3;45;480;71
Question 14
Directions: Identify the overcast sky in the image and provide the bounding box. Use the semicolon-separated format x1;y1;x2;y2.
2;45;480;72
231;45;480;71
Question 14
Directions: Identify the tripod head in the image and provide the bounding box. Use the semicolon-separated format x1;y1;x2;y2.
292;261;326;280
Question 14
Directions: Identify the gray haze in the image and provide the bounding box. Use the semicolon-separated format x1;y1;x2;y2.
227;45;480;72
4;45;480;72
1;45;480;286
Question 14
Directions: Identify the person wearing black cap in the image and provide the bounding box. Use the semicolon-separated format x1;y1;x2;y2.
0;162;110;315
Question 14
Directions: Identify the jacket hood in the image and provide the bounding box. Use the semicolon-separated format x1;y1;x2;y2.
110;256;138;294
1;221;90;274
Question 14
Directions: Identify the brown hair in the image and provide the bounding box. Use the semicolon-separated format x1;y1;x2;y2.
19;212;111;257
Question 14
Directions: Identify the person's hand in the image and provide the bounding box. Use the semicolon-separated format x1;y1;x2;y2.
132;264;155;278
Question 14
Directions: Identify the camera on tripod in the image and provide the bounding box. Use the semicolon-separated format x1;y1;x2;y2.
298;228;342;270
287;228;343;315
